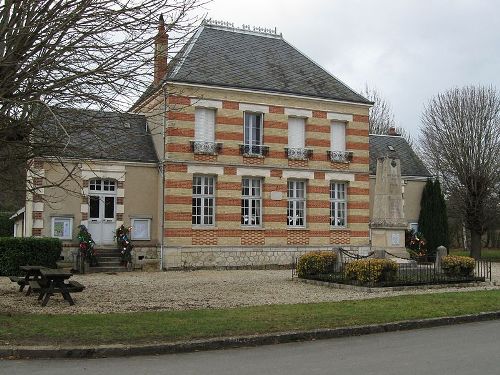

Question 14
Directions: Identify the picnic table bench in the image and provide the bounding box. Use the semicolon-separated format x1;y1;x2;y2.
9;266;47;295
36;268;85;306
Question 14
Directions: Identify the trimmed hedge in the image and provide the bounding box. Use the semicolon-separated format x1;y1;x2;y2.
0;237;62;276
297;251;337;278
441;255;475;277
345;259;399;284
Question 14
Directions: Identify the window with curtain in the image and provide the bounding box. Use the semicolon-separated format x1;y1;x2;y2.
195;108;216;142
241;178;262;226
287;180;306;227
244;112;263;146
330;182;347;227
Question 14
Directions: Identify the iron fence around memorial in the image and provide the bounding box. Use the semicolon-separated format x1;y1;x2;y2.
293;257;491;288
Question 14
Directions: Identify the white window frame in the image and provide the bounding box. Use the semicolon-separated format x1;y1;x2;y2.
131;218;151;240
241;177;262;227
194;107;216;142
330;121;346;151
330;182;347;227
244;111;263;146
192;175;216;226
287;180;306;227
288;117;305;149
409;222;419;233
51;217;73;240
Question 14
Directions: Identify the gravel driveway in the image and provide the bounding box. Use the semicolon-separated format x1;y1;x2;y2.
1;265;499;315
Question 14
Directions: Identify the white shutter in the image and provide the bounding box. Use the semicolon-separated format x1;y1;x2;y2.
288;117;305;148
195;108;215;142
331;121;346;151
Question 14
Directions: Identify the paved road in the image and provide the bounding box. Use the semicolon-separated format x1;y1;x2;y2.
3;320;500;375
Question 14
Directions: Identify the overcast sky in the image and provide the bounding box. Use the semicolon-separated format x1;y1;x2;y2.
197;0;500;138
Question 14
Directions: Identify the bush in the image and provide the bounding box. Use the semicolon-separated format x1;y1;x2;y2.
0;213;14;237
441;255;475;277
297;251;337;278
0;237;62;276
345;259;399;284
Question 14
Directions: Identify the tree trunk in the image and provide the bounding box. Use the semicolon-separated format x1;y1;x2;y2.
470;231;482;259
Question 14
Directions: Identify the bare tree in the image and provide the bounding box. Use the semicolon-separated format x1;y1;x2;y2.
0;0;206;205
362;85;413;144
420;86;500;259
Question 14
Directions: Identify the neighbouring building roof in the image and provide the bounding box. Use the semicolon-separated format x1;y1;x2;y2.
40;108;158;163
134;23;371;108
369;134;431;177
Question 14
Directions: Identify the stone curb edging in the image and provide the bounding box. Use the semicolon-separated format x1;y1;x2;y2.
1;311;499;360
294;278;494;292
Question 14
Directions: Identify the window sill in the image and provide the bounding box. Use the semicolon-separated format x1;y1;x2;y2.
287;227;308;231
242;153;265;158
192;226;217;230
240;226;265;230
330;226;349;231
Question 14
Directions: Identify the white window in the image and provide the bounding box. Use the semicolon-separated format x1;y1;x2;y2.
243;112;263;155
287;180;306;227
131;218;151;240
330;182;347;227
330;121;346;151
192;175;215;226
89;179;116;192
288;117;305;149
194;108;216;143
241;178;262;226
51;217;73;240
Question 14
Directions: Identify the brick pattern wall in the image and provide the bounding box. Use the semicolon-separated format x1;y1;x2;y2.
161;91;370;252
241;230;265;246
330;230;351;244
192;229;218;245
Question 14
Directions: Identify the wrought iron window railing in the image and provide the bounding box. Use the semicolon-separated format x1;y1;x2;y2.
285;147;313;160
239;144;269;157
190;141;222;155
327;150;353;163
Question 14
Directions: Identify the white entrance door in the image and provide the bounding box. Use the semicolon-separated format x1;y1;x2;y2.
88;179;117;245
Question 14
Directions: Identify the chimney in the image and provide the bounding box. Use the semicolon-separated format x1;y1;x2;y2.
154;15;168;85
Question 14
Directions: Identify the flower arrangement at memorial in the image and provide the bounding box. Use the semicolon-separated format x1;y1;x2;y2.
405;229;428;261
116;225;133;266
77;225;98;267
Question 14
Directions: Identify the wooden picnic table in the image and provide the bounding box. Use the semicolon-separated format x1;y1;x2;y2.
33;268;84;307
8;266;47;295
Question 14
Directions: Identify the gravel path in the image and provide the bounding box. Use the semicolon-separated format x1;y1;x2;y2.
1;264;499;315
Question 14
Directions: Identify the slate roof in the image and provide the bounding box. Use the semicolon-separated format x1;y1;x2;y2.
134;24;371;107
40;108;158;163
369;135;431;177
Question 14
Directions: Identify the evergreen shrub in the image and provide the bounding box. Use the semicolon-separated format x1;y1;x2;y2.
297;251;337;278
0;237;62;276
345;259;398;284
441;255;475;277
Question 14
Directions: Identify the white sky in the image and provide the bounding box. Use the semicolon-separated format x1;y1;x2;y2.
197;0;500;137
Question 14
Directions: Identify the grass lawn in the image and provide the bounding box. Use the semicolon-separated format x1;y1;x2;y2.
450;248;500;261
1;290;499;346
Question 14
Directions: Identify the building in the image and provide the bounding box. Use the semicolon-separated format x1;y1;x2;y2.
12;19;430;270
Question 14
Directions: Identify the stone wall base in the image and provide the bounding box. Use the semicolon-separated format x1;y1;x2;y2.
163;245;371;270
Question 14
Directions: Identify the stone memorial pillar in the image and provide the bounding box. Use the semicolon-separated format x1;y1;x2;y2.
435;246;448;272
370;156;409;259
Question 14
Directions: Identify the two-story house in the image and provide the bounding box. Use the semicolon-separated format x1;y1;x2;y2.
130;19;372;268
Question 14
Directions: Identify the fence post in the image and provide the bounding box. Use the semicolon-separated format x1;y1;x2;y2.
435;246;447;273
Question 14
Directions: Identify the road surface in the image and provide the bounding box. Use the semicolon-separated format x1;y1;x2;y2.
3;320;499;375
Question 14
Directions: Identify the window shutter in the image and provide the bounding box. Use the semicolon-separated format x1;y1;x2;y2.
195;108;215;142
331;121;346;151
288;117;305;148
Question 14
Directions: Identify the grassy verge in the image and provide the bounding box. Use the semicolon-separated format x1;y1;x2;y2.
1;290;499;346
450;248;500;261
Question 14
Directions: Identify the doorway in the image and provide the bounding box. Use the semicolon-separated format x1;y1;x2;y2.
88;179;117;245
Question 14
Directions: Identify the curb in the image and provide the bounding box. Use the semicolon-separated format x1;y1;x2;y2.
1;311;499;359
